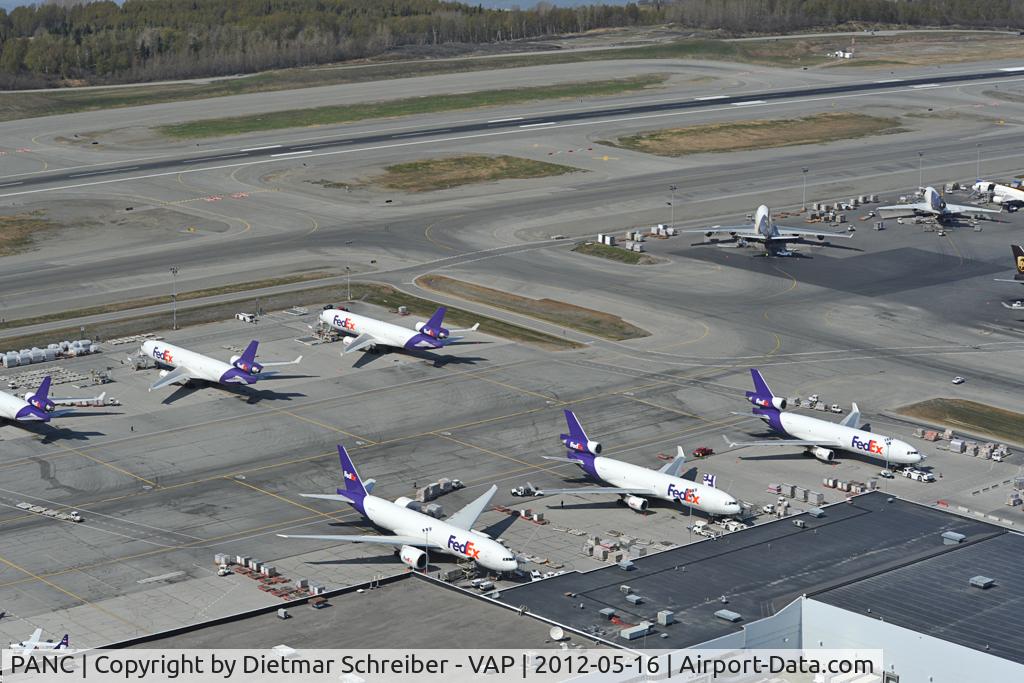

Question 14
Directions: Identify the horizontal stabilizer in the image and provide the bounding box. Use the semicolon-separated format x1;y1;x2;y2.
299;493;356;505
261;355;303;367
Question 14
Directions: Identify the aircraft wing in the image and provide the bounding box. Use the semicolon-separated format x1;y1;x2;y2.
445;484;497;531
722;435;819;448
299;493;356;505
26;628;42;648
341;333;378;354
774;225;853;239
50;392;106;406
878;202;932;216
658;447;687;477
148;366;192;391
276;533;442;549
942;202;1000;215
839;402;861;429
534;487;650;496
260;355;303;367
675;225;759;238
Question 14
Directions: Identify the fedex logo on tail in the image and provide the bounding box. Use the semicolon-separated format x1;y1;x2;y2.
667;483;700;505
851;435;884;455
343;470;357;482
332;315;357;331
151;347;173;363
447;535;481;559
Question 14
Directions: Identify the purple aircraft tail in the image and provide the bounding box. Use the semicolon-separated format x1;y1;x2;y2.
745;368;775;405
28;376;55;414
745;368;787;433
336;444;368;499
425;307;447;330
56;634;69;649
563;409;589;443
238;340;259;365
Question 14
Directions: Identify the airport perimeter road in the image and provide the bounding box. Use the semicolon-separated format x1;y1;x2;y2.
2;65;1024;198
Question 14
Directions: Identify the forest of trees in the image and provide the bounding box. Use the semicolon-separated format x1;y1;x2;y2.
0;0;659;87
2;0;1024;88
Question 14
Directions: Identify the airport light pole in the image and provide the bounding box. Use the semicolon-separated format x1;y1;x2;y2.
346;266;351;303
422;526;431;574
668;184;677;229
801;167;809;211
976;143;982;179
917;151;924;190
169;266;179;331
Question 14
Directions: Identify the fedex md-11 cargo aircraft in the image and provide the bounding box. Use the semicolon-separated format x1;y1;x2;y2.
1;376;105;423
140;339;301;392
279;445;520;572
724;369;924;465
320;306;477;355
533;410;741;516
878;186;999;222
676;205;852;252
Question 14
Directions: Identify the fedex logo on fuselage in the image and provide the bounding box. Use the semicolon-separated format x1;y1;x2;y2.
332;315;357;332
667;483;700;505
151;347;173;363
851;435;884;455
447;535;481;559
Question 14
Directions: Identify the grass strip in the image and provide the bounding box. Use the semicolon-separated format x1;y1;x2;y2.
417;274;648;341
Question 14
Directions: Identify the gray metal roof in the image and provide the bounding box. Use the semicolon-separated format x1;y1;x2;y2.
495;492;1004;650
813;531;1024;664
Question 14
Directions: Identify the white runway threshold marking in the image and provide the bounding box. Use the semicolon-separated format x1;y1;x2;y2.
732;100;767;106
909;83;940;89
875;79;903;83
519;121;556;128
999;67;1024;72
270;150;312;157
488;117;524;123
240;144;282;152
694;95;727;101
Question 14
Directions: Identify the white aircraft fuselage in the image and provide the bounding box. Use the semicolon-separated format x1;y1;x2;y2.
140;340;259;386
320;309;445;351
588;455;740;516
361;495;517;572
763;411;923;465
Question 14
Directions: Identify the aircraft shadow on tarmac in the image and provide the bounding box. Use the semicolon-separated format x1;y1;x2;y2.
160;383;306;405
25;424;106;443
351;348;487;369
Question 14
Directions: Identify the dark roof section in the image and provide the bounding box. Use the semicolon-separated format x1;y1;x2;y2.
495;492;1004;649
133;573;556;650
814;531;1024;665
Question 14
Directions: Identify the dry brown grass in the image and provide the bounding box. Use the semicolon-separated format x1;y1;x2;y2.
0;211;58;256
608;112;905;157
899;398;1024;446
370;155;581;192
417;274;648;340
824;32;1024;68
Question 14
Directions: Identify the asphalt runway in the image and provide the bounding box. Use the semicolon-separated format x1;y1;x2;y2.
2;64;1023;200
